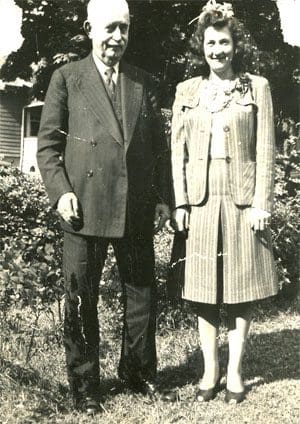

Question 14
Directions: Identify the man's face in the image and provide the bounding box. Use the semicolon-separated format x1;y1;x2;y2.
88;2;130;66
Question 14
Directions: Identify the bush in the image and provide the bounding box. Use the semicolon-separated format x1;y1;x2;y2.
272;158;300;296
272;117;300;297
0;122;299;330
0;166;63;318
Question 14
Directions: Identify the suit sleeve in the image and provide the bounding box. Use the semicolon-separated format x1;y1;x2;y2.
170;84;189;209
252;78;275;213
37;68;72;207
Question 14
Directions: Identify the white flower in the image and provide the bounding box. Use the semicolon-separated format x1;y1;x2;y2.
219;3;234;18
189;1;235;26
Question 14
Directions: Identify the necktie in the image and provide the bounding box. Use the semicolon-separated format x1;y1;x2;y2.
104;68;115;98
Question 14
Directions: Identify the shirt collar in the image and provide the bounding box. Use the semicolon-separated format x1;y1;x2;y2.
92;52;119;84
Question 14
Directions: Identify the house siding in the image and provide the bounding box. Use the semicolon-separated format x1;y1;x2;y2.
0;91;27;166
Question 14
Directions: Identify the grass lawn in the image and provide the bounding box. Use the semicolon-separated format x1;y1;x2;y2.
0;295;299;424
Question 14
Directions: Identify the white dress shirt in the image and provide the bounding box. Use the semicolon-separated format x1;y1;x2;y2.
92;52;119;85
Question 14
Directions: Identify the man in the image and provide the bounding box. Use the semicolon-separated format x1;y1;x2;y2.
37;0;171;414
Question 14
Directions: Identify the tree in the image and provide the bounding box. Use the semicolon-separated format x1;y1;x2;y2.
1;0;89;98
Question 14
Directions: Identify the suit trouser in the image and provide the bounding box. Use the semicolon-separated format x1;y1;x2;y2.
63;230;157;400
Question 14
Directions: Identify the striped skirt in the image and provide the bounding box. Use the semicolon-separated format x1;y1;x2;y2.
182;159;278;304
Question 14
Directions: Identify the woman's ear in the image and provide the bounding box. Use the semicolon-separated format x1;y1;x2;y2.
83;20;91;37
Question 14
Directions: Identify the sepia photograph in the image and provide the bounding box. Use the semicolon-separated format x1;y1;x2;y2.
0;0;299;422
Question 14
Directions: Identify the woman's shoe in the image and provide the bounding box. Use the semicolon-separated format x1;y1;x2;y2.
225;388;246;404
195;377;222;402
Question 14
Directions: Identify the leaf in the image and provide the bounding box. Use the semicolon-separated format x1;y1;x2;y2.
44;243;55;255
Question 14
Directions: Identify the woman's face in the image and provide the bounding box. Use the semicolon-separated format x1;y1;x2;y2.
203;25;234;77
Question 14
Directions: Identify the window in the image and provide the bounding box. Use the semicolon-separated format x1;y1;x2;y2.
25;106;42;137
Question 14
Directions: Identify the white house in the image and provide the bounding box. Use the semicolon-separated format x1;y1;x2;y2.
20;100;43;174
0;78;30;166
0;78;44;174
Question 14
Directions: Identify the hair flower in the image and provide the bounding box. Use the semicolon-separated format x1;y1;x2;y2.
189;1;234;26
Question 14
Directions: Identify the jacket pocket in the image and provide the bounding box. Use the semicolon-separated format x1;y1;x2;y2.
186;159;206;204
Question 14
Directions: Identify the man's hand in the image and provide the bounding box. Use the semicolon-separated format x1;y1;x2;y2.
154;203;170;233
248;207;271;231
57;192;80;225
171;207;190;233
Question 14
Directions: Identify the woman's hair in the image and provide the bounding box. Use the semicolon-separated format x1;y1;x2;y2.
186;7;257;78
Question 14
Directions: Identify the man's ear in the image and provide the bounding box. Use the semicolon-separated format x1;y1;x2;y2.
83;20;91;37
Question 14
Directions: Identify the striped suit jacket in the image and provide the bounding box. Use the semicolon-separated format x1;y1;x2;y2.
37;54;170;237
171;74;275;213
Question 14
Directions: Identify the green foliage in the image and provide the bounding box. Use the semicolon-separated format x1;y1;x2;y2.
0;166;63;317
272;121;300;295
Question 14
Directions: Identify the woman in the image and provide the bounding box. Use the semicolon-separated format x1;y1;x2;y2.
170;1;278;404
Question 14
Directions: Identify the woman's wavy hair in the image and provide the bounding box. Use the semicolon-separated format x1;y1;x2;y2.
186;10;258;79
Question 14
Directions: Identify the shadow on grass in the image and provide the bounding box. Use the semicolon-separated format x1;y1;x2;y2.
0;355;124;418
158;328;300;392
245;328;300;387
0;356;68;415
0;327;298;417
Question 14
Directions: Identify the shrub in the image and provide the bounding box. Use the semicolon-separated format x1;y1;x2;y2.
0;122;299;331
272;153;300;296
0;166;63;318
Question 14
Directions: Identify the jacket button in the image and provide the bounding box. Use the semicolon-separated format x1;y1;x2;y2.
225;156;231;163
91;141;97;147
87;170;93;177
223;125;230;132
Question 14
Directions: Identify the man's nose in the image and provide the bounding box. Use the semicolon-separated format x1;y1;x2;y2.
112;27;122;41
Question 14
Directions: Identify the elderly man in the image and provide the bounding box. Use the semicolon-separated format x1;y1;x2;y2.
37;0;171;414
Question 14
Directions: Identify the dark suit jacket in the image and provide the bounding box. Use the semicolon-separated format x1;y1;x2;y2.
37;54;170;237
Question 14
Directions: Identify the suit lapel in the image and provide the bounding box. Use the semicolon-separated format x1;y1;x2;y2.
75;54;123;145
120;62;143;150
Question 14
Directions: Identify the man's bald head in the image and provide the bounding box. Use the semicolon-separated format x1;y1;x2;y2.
87;0;129;23
85;0;130;66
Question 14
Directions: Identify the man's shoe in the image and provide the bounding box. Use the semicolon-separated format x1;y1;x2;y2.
161;389;180;402
131;379;158;399
126;379;178;402
74;396;102;415
85;397;101;416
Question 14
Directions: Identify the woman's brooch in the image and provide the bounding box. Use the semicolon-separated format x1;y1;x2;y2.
235;74;251;95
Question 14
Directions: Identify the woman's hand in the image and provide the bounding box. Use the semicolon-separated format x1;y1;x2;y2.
171;207;190;233
248;207;271;231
